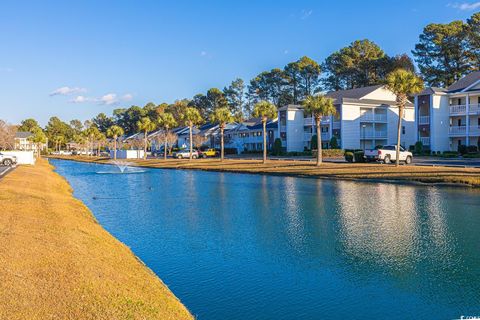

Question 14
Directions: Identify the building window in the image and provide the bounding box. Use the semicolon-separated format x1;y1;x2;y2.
402;126;405;134
458;119;462;126
458;98;462;105
478;118;480;126
257;143;262;149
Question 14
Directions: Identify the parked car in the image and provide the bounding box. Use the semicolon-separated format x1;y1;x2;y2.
199;148;219;158
0;153;17;166
173;149;199;159
364;145;413;164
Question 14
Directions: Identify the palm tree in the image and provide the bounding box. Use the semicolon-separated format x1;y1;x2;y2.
210;107;234;161
137;117;157;160
302;95;336;166
157;112;178;160
85;126;100;157
106;125;124;160
252;101;277;164
386;69;424;166
181;107;203;160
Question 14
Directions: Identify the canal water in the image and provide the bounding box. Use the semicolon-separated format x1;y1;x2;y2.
51;159;480;320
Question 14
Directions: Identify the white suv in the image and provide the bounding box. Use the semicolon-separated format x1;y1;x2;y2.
173;149;199;159
0;153;17;166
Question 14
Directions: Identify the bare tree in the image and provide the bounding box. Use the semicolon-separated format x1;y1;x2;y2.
192;134;208;149
0;120;17;150
153;131;178;156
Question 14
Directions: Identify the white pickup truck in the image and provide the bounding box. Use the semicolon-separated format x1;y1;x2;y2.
0;152;17;166
364;145;413;164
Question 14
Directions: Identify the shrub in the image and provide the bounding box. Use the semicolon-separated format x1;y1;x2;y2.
272;138;283;156
467;145;478;154
463;153;480;158
408;145;415;152
310;135;317;150
458;144;468;155
414;141;423;154
329;136;339;149
354;151;365;163
322;149;344;158
345;152;354;163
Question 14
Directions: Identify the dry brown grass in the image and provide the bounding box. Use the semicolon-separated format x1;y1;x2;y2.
0;159;193;320
49;155;480;187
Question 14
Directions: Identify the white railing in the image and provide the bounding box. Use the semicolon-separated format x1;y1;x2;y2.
362;131;387;139
304;133;312;141
469;126;480;135
304;117;314;126
419;116;430;125
450;104;467;115
420;137;430;146
360;113;375;121
304;132;331;141
360;113;387;122
469;104;480;115
304;116;330;126
321;132;330;140
449;126;466;135
280;125;286;132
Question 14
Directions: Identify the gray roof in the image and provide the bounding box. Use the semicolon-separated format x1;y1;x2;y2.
417;87;447;95
446;71;480;93
326;85;384;100
15;131;33;139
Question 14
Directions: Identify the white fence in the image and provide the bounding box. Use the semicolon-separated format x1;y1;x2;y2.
110;150;145;159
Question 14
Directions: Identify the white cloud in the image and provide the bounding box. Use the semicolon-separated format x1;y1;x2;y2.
448;2;480;10
301;9;313;20
99;93;118;105
122;93;133;101
200;51;207;56
70;95;90;103
284;49;289;55
66;90;133;105
50;86;87;96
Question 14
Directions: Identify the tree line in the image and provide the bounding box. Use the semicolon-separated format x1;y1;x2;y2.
7;12;479;155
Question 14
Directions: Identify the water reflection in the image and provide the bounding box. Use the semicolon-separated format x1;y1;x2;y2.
51;159;480;320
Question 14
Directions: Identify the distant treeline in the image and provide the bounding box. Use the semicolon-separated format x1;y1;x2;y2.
9;12;480;149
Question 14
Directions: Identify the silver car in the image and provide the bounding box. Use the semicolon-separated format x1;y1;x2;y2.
173;149;199;159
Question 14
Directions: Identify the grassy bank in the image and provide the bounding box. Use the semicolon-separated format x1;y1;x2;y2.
0;159;193;320
49;155;480;187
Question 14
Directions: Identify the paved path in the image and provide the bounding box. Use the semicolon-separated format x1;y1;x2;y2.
0;165;13;178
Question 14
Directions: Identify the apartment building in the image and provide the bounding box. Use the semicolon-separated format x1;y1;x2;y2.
415;71;480;152
278;85;415;152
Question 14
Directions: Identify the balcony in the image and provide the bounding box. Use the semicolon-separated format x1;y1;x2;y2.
361;131;387;139
419;137;430;146
360;113;387;122
304;116;330;126
332;121;341;129
449;126;466;136
304;132;331;141
469;104;480;115
449;105;467;115
418;116;430;125
470;125;480;136
280;125;286;132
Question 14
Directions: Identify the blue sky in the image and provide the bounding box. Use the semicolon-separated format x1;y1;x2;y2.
0;0;478;125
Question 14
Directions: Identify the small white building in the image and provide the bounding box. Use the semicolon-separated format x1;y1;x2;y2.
415;71;480;152
278;85;416;152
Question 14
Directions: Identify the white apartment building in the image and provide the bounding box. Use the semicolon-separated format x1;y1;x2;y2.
278;85;416;152
415;71;480;152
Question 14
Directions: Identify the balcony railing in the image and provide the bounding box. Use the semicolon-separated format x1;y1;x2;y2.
280;125;286;132
419;137;430;146
469;104;480;115
360;114;387;122
304;132;331;141
418;116;430;125
449;126;466;136
332;121;341;129
361;131;387;139
304;116;330;126
450;105;467;115
470;125;480;135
